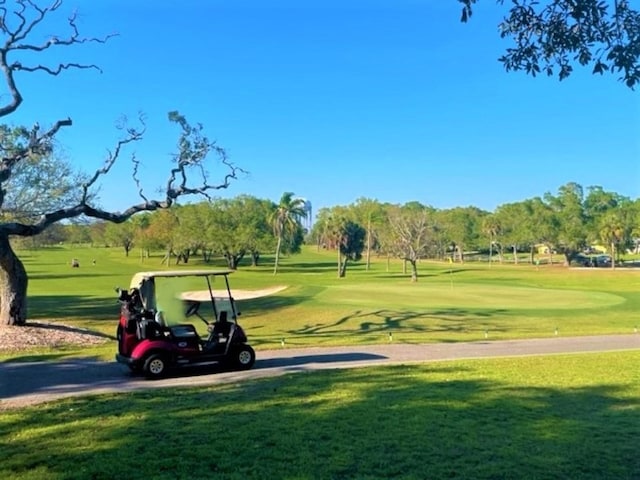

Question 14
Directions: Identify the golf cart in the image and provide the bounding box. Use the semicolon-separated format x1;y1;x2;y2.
115;269;255;379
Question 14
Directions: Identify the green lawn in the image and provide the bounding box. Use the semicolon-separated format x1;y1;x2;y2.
1;351;639;479
2;245;640;479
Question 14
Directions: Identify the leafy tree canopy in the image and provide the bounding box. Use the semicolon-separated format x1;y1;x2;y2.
460;0;640;87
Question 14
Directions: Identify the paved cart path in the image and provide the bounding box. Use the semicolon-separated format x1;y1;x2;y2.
2;334;639;409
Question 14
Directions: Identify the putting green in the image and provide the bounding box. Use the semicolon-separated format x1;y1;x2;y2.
318;283;625;310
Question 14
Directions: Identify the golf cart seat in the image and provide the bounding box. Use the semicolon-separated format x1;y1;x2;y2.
170;324;199;339
204;311;235;348
213;311;232;335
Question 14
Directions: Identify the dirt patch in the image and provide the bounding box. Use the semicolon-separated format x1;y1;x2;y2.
0;321;110;352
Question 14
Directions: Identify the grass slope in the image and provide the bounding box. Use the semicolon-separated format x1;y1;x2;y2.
2;246;639;479
1;351;639;479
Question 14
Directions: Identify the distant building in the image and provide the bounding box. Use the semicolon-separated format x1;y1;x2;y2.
295;197;313;231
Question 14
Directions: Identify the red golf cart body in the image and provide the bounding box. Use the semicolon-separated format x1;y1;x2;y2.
115;269;255;378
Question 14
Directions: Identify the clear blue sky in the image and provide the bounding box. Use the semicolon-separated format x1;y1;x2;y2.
8;0;640;218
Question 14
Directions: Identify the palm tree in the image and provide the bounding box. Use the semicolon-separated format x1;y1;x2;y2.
270;192;307;274
598;210;627;270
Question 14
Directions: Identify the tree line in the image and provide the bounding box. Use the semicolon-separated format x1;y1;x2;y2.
309;182;639;281
24;193;308;273
24;182;640;281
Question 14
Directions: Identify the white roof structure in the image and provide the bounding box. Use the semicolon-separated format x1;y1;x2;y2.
129;269;232;289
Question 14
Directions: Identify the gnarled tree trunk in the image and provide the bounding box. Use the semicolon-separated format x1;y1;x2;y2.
0;234;28;326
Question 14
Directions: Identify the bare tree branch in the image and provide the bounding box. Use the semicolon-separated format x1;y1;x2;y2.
131;153;150;204
10;61;102;74
0;112;244;237
79;116;145;204
0;0;116;117
12;8;117;51
8;0;60;45
0;3;244;240
0;1;243;326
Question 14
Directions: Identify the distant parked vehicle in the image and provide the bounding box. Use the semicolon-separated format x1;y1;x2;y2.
572;254;613;268
593;255;612;267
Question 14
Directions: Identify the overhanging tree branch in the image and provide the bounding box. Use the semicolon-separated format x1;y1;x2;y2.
0;111;245;237
79;116;146;204
0;0;116;117
460;0;640;88
0;0;243;327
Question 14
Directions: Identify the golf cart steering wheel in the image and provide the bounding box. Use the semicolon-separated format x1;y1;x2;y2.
185;301;200;317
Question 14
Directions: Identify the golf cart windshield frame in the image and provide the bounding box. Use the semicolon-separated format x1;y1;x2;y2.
129;270;236;323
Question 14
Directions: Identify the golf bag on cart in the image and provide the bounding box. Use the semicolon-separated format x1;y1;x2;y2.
116;287;162;352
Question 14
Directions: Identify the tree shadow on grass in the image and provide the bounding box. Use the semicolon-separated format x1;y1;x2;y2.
271;261;340;274
18;321;113;340
239;295;310;314
287;308;510;338
28;295;118;321
239;287;327;317
3;361;638;479
374;268;472;280
29;272;120;280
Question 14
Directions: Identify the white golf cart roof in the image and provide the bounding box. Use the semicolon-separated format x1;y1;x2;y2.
129;269;287;311
129;270;232;290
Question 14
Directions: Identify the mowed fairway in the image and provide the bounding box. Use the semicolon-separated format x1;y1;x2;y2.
237;254;639;348
6;244;640;355
322;282;623;310
254;284;628;349
2;246;640;479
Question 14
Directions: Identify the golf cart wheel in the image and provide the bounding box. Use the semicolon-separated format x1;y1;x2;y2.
234;345;255;370
143;353;168;379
